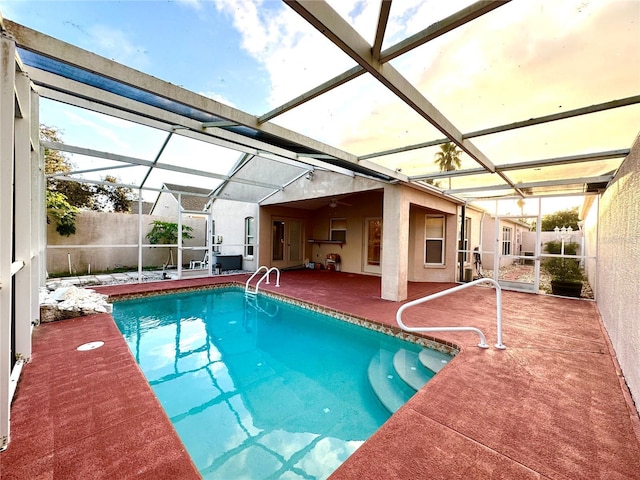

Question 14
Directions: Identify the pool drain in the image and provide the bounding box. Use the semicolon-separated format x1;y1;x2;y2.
77;341;105;351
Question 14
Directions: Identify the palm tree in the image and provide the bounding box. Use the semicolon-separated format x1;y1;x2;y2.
433;142;462;190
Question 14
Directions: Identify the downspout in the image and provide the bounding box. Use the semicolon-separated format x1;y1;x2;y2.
459;203;466;282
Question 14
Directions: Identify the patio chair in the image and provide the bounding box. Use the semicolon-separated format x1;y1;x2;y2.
190;251;208;269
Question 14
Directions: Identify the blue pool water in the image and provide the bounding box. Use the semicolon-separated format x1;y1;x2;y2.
112;288;450;479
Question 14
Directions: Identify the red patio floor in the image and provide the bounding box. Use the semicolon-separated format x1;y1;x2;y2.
2;270;639;478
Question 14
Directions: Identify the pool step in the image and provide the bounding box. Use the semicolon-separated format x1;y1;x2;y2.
392;349;434;391
368;348;453;414
367;349;416;414
418;348;452;374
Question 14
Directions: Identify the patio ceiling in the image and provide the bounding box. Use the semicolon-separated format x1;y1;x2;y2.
2;1;638;205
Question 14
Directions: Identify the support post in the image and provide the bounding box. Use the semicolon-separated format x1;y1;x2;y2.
14;66;32;363
0;33;17;451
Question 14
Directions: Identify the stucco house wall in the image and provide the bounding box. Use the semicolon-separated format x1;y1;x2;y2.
307;190;384;274
401;186;458;283
480;217;531;269
258;192;384;275
257;170;462;283
150;191;180;217
590;132;640;407
210;199;259;272
407;205;457;283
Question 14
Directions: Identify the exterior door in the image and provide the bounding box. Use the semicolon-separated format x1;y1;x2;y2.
272;218;303;268
363;218;382;274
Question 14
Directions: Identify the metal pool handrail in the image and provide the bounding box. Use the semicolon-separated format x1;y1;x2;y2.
245;266;280;296
396;278;506;350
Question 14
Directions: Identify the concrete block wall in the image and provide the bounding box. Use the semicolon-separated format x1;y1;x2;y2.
47;211;207;274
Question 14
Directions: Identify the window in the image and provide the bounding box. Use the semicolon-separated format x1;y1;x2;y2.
330;218;347;243
425;215;445;265
244;217;255;257
502;226;512;255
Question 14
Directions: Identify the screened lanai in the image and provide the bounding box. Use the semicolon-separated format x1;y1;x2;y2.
3;1;638;205
1;1;637;295
2;0;640;468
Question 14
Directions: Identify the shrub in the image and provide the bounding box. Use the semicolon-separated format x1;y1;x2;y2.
542;241;584;283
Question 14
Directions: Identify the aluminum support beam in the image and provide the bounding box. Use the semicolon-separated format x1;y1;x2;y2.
0;33;16;451
32;71;372;181
5;19;364;168
411;149;629;181
379;1;509;63
285;1;522;193
447;175;614;195
363;96;640;161
41;140;283;191
13;65;33;364
258;66;365;123
372;0;392;61
264;2;507;123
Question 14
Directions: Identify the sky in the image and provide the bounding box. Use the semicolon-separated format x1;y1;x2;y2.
1;0;638;212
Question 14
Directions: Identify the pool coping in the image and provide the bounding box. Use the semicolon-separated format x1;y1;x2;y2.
106;281;462;358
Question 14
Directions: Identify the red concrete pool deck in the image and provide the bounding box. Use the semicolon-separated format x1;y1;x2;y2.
2;270;639;479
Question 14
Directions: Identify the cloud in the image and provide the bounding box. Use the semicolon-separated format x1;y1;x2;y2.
213;0;638;180
86;24;150;71
214;0;354;108
175;0;203;11
63;109;130;151
199;91;237;109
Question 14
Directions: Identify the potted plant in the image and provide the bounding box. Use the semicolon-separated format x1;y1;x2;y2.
542;240;585;297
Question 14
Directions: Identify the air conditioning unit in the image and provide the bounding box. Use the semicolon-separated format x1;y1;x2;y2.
213;234;223;244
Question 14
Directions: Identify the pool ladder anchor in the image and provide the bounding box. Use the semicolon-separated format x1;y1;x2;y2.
245;266;280;297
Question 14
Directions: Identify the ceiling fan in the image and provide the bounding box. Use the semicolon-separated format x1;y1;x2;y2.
329;197;351;208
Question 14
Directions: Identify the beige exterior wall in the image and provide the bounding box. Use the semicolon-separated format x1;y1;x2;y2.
481;217;531;269
463;207;487;278
150;191;179;217
210;199;259;272
47;211;207;274
257;174;463;297
407;204;458;283
398;185;458;284
590;132;640;406
308;192;383;273
258;191;384;274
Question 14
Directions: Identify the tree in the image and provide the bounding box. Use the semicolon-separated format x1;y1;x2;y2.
92;175;137;213
41;124;94;209
434;142;462;189
43;125;137;218
146;221;194;267
42;125;84;235
46;191;79;236
539;207;580;232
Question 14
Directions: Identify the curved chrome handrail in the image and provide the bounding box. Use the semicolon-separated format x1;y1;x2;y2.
245;266;281;296
396;278;506;349
245;265;268;292
255;267;280;293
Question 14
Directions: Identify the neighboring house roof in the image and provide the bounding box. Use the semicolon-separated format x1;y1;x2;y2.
139;201;154;215
151;183;212;213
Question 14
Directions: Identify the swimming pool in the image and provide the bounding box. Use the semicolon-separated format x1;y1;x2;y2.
112;287;452;479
